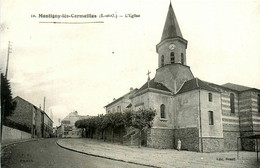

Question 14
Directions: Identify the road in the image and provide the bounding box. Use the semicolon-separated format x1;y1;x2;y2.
1;139;151;168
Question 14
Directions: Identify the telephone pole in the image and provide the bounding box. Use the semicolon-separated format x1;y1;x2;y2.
5;41;12;78
43;97;46;112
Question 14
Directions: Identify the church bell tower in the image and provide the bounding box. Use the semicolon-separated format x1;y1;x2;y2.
156;3;188;68
154;3;193;93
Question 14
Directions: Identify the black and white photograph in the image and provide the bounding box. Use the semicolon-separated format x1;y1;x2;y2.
1;0;260;167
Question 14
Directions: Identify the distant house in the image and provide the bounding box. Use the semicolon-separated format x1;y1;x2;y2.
104;88;138;113
58;111;91;138
8;96;53;138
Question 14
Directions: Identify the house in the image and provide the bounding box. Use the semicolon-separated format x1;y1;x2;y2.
8;96;54;138
59;111;91;138
104;3;260;152
104;88;138;113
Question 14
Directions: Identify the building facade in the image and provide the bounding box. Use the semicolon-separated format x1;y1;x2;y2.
105;3;260;152
8;96;53;138
59;111;90;138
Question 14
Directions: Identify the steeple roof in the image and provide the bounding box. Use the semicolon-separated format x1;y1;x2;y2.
161;3;183;41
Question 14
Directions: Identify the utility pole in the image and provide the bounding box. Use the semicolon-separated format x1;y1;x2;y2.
43;97;46;112
5;41;12;78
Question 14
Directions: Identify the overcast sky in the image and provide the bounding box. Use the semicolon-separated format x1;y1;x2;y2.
1;0;260;126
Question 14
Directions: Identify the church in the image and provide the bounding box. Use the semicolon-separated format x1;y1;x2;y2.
104;3;260;152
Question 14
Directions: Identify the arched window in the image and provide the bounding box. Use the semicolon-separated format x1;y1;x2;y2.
160;104;166;118
161;55;164;66
181;53;184;64
230;93;235;113
170;52;175;64
208;93;212;102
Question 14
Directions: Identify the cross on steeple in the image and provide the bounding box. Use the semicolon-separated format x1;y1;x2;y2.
147;70;151;88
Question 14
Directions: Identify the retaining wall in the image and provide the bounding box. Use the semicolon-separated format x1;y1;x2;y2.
2;125;31;144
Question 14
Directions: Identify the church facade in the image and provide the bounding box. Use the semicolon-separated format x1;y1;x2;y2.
105;3;260;152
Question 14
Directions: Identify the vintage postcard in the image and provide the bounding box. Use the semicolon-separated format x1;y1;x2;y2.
1;0;260;167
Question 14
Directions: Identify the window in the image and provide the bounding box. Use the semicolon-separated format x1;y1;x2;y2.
181;53;184;64
170;52;175;63
161;55;164;66
117;106;121;112
208;111;214;125
230;93;235;113
258;94;260;113
160;104;166;118
208;93;212;102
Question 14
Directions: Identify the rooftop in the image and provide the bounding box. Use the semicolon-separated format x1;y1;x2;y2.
177;78;219;94
135;78;171;94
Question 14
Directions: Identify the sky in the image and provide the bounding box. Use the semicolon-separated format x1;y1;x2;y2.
1;0;260;126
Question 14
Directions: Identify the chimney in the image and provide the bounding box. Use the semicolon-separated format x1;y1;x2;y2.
113;98;116;101
130;87;133;92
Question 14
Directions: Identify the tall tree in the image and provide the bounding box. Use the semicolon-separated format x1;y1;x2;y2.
1;73;16;122
1;73;17;136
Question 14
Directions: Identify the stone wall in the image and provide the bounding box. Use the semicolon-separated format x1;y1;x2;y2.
241;138;255;151
174;127;199;152
147;127;174;149
2;125;31;144
8;97;33;130
202;137;224;152
223;131;241;151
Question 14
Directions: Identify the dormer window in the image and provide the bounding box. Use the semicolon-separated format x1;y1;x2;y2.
170;52;175;64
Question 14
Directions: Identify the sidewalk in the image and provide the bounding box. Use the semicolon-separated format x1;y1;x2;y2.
57;138;259;168
1;138;38;150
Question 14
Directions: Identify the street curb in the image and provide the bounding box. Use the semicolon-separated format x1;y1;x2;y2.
56;140;159;168
1;138;39;151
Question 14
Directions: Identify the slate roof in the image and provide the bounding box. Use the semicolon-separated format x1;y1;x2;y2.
161;3;183;42
177;78;219;94
221;83;252;92
135;78;171;94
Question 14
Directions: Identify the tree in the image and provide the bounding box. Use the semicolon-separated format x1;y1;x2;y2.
95;114;109;141
107;112;124;143
122;110;133;128
74;109;156;145
1;73;16;123
131;108;156;147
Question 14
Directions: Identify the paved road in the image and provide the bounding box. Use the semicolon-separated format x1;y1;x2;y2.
1;138;151;168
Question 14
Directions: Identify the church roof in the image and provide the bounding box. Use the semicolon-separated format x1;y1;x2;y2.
177;78;219;94
136;78;171;94
161;3;183;42
221;83;252;92
104;88;138;108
